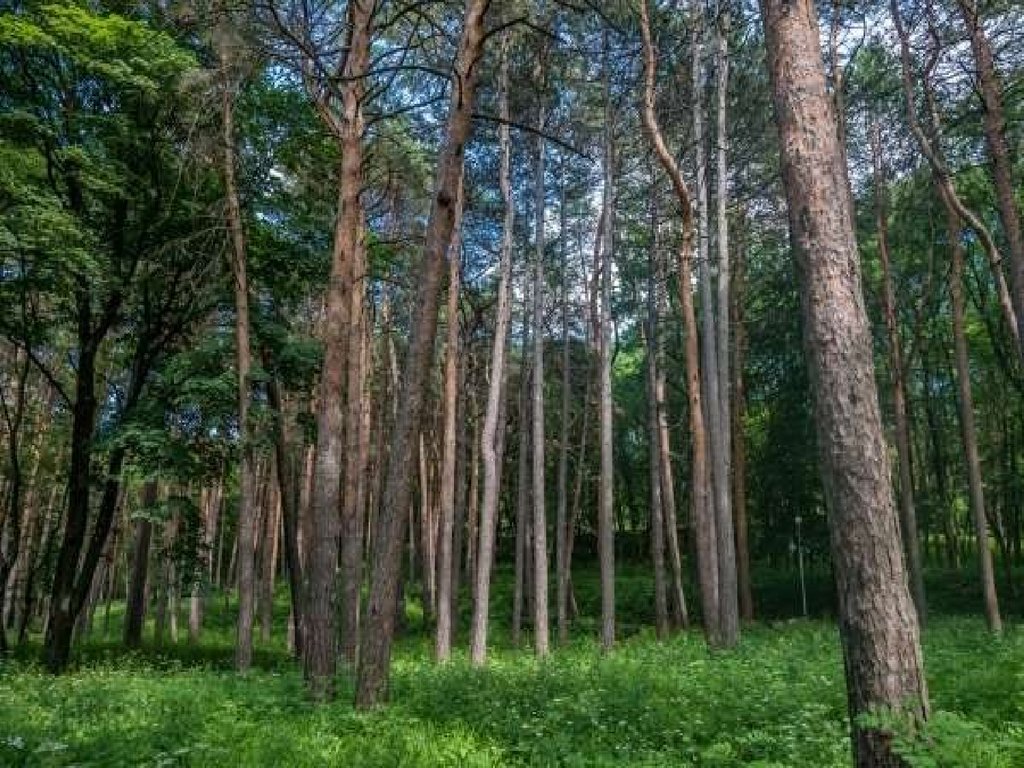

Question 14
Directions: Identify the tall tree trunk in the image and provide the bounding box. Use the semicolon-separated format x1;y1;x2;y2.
646;208;669;639
760;2;929;764
556;166;572;645
265;373;304;657
713;3;739;647
870;121;927;623
943;196;1003;634
470;30;513;666
218;43;258;673
597;42;616;652
356;0;490;708
340;279;370;666
259;472;280;644
304;0;374;700
640;0;716;643
730;214;753;622
531;81;550;658
435;182;464;662
512;354;530;648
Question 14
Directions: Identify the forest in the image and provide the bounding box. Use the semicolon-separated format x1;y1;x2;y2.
1;0;1023;765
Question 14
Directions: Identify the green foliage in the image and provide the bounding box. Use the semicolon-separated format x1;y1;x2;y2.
1;570;1021;767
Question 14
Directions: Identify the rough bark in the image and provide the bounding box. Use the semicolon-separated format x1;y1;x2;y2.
356;0;489;707
760;2;929;764
304;0;374;700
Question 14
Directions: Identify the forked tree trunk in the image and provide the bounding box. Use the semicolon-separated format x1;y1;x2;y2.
760;2;929;764
470;31;514;665
356;0;489;708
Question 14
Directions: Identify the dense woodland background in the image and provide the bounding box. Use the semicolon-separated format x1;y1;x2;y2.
1;0;1024;765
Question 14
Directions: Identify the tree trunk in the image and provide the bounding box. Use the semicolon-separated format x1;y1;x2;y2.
646;209;669;638
556;167;572;645
730;214;753;622
435;182;464;662
531;82;550;659
761;2;929;764
713;5;739;647
870;121;927;623
356;0;489;708
944;197;1003;634
470;30;513;666
304;0;374;700
597;44;616;652
640;0;716;643
218;43;258;673
512;355;530;648
124;481;158;647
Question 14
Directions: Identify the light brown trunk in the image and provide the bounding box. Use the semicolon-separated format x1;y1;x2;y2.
761;2;929;764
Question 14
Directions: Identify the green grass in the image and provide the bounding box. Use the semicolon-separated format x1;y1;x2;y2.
1;567;1022;766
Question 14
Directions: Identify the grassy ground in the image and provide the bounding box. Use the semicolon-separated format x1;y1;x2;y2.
1;566;1022;767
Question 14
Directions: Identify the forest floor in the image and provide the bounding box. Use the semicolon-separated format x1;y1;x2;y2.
1;566;1022;767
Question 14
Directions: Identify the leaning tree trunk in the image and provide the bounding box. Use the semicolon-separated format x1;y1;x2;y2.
470;29;513;667
356;0;490;708
760;1;929;765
